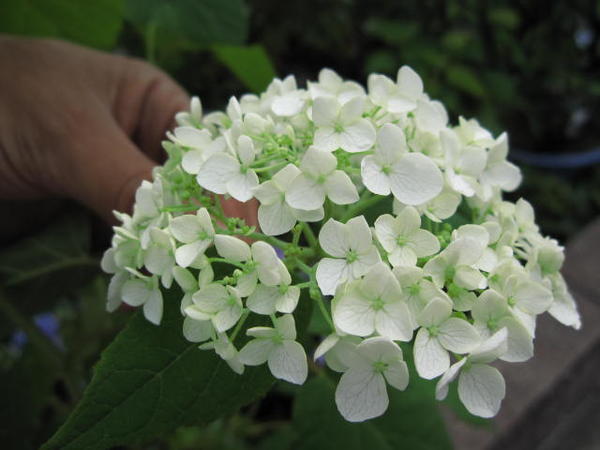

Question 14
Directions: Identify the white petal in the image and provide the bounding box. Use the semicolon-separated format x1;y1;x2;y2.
414;327;450;379
175;241;208;268
143;289;163;325
498;316;534;363
197;153;239;194
333;287;376;336
435;358;467;401
325;171;359;205
247;284;279;315
182;316;213;342
361;156;391;195
170;215;202;244
335;369;388;422
376;123;407;162
388;153;443;205
470;327;508;364
286;174;326;210
388;247;417;267
337;120;376;153
458;364;505;418
316;257;349;296
312;96;339;126
181;150;205;174
410;230;440;257
122;279;151;307
454;266;487;290
268;340;308;385
226;171;259;202
384;360;409;391
299;146;338;176
313;127;340;152
172;266;197;292
258;201;297;236
319;219;349;257
376;302;413;342
515;281;552;315
213;302;242;332
417;297;451;328
239;339;275;365
438;318;480;353
277;286;300;313
214;235;251;262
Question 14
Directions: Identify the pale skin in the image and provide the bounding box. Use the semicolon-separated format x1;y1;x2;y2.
0;35;257;225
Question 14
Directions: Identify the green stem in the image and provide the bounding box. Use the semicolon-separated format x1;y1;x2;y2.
207;257;246;270
340;191;386;222
230;309;250;341
253;161;287;174
314;295;335;331
302;223;319;250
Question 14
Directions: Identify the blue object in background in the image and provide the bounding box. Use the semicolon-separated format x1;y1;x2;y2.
9;312;63;352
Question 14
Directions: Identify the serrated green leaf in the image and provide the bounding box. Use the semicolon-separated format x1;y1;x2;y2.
125;0;248;47
292;374;452;450
42;288;274;449
0;0;123;49
213;44;277;93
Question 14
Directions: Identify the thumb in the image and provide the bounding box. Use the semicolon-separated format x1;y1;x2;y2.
62;118;156;223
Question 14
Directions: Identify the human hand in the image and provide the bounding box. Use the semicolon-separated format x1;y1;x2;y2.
0;36;257;226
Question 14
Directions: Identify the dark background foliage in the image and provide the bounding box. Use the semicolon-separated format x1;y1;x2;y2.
0;0;598;448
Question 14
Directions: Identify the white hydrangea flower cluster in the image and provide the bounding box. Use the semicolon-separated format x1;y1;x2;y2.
102;66;581;423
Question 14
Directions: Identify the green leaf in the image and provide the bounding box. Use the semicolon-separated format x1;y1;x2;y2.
0;212;98;315
446;65;486;98
125;0;248;47
213;44;277;93
292;375;452;450
0;0;123;49
44;283;313;449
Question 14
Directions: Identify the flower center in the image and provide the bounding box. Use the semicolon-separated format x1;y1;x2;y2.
396;235;408;247
507;296;516;307
371;297;385;311
346;249;358;263
198;230;210;240
333;122;344;133
226;295;238;306
278;284;289;295
372;360;389;373
444;266;456;282
381;164;392;175
428;325;440;337
316;174;327;184
487;318;498;330
408;284;421;296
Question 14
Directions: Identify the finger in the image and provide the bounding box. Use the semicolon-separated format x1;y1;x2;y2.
115;60;190;163
62;116;155;223
221;197;259;228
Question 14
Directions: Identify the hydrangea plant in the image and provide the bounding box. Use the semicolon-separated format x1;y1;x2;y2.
102;66;581;423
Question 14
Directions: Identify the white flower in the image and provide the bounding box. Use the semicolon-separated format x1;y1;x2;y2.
312;96;376;153
143;228;176;288
169;208;215;268
308;68;365;103
423;237;487;290
175;96;203;127
489;272;552;335
332;263;413;341
414;99;448;135
374;207;440;267
546;274;581;330
480;132;522;199
238;314;308;385
436;328;508;418
440;129;487;197
247;284;300;315
455;117;494;148
393;188;462;223
185;284;243;333
172;263;213;313
393;265;450;329
180;134;226;175
314;333;362;372
286;146;359;211
200;332;244;375
270;75;306;117
335;337;409;422
368;65;424;114
361;123;443;205
196;134;259;202
315;216;381;296
471;289;533;362
414;298;480;379
254;164;324;236
121;272;164;325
